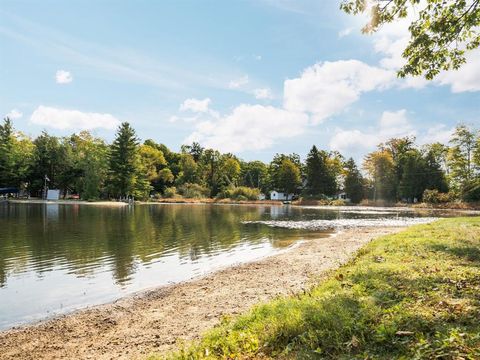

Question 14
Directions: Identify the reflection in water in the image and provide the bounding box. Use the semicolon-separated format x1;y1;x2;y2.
0;203;328;329
0;203;444;329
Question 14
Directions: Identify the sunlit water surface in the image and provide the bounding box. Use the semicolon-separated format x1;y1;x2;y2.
0;203;442;329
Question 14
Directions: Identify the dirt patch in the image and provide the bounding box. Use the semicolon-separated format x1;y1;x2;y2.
0;227;403;360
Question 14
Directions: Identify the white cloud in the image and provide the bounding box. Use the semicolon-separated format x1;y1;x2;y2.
372;17;411;71
181;60;398;153
418;124;455;145
55;70;73;84
179;98;211;113
378;109;412;137
228;75;249;89
338;27;353;38
185;104;309;153
372;16;480;93
169;115;199;123
436;49;480;93
329;129;380;156
30;105;120;130
329;109;416;155
5;108;23;119
176;98;219;123
253;88;274;100
329;110;457;160
284;60;394;124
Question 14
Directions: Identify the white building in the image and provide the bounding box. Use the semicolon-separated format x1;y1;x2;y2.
335;192;351;202
270;190;294;201
46;189;60;200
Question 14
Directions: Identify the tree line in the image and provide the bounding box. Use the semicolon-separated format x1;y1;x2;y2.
0;119;479;203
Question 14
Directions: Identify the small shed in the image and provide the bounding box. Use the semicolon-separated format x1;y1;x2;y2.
46;189;61;200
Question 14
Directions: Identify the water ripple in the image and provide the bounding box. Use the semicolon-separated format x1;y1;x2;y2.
243;217;438;230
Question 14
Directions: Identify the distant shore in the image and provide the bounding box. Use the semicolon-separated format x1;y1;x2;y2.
6;199;128;206
6;198;480;212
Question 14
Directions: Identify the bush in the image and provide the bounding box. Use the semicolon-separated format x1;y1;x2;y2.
178;183;210;199
330;199;346;206
463;181;480;202
423;189;451;204
218;186;261;201
163;187;178;198
300;193;329;200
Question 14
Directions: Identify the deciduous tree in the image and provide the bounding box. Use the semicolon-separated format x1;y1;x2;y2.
341;0;480;79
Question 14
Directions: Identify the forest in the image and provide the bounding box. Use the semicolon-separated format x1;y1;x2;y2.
0;118;479;204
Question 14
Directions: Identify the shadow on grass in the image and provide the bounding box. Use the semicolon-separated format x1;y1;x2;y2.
267;265;480;358
430;244;480;263
165;219;480;360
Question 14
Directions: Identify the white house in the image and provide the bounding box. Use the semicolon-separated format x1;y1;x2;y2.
335;192;351;202
270;190;294;201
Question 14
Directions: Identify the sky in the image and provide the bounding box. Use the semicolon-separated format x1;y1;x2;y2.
1;0;479;163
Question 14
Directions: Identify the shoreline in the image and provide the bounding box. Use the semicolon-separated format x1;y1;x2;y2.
5;198;480;213
0;226;404;360
6;199;129;206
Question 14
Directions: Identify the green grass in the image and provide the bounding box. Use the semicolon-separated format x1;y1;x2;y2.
156;217;480;359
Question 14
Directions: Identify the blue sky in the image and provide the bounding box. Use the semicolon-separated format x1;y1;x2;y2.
1;0;479;162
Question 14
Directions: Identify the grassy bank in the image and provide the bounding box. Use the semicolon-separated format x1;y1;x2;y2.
293;198;480;210
158;217;480;359
143;198;281;205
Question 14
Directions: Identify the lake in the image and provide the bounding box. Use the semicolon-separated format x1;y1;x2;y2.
0;202;438;330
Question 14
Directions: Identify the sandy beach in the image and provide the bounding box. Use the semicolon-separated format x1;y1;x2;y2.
6;199;129;206
0;227;404;360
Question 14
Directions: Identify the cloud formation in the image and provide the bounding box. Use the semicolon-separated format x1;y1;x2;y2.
253;88;273;100
284;60;394;124
179;98;211;113
228;75;249;89
329;109;457;163
372;17;480;92
55;70;73;84
338;27;353;38
185;104;308;153
329;109;416;155
30;106;120;130
5;108;23;119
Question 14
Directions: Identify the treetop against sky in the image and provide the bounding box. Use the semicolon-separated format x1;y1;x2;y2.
0;0;479;162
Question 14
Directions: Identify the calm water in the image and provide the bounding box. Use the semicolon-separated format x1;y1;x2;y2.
0;203;437;329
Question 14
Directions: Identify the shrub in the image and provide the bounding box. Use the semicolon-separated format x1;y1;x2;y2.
423;189;451;204
462;181;480;202
178;183;210;199
163;187;178;198
330;199;346;206
219;186;261;201
236;195;248;201
300;193;329;200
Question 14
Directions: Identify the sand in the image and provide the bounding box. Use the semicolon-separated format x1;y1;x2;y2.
7;199;128;206
0;227;403;360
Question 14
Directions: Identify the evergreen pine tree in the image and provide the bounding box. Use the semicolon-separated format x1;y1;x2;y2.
344;158;364;203
109;122;143;198
305;146;336;197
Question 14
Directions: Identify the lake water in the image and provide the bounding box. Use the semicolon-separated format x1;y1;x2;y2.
0;202;439;330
